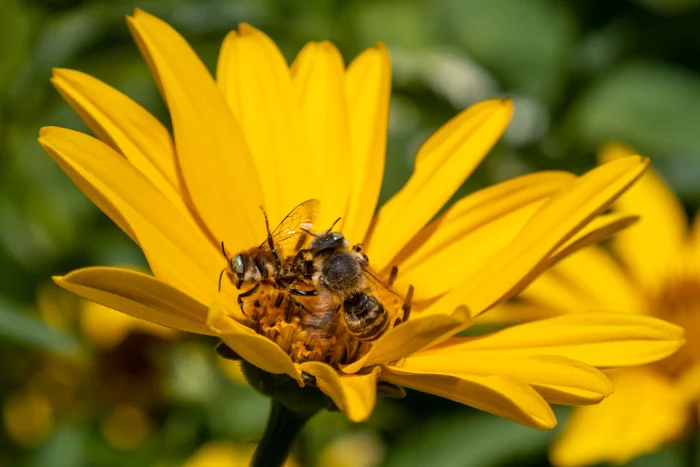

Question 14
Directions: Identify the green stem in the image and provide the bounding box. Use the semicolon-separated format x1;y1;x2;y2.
250;400;315;467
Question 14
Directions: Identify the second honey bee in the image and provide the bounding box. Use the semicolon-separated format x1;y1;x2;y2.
300;226;414;341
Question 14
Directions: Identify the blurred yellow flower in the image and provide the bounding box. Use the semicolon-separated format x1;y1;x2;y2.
183;440;297;467
489;143;700;465
40;9;684;430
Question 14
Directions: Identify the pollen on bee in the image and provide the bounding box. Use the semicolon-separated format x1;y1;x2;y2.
236;285;385;367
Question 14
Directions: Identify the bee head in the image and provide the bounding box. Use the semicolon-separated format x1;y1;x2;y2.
309;231;348;254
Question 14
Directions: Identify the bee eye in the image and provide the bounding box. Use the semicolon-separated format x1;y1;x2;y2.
232;255;246;275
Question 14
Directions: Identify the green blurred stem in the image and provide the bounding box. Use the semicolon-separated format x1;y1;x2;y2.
250;400;315;467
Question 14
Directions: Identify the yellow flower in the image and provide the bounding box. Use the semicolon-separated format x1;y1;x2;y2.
40;10;683;430
488;143;700;465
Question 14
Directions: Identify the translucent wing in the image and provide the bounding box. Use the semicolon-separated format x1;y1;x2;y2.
260;199;321;257
363;267;403;300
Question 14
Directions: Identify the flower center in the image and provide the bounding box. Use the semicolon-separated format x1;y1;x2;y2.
651;276;700;377
239;282;406;367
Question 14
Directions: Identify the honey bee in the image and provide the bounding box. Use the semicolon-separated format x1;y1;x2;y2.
301;228;414;341
219;199;321;311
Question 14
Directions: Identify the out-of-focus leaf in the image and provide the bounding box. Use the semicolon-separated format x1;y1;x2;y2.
352;0;438;50
626;446;684;467
441;0;575;103
571;61;700;158
0;299;79;354
382;408;563;467
29;424;86;467
0;0;37;96
634;0;700;15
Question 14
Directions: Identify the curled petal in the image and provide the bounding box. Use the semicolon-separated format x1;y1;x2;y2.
300;362;380;422
55;267;213;335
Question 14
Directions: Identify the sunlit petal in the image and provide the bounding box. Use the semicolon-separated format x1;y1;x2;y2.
39;127;222;304
300;362;379;422
127;10;264;251
216;24;307;222
392;172;574;300
55;267;213;335
600;143;688;290
208;302;301;384
367;99;514;269
343;44;392;244
426;312;685;368
291;41;351;230
381;370;556;430
394;351;612;405
429;156;648;320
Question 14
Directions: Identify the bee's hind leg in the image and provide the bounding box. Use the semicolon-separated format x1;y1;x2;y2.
400;285;414;323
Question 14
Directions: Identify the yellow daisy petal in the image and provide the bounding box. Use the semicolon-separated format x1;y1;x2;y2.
208;302;301;384
367;99;514;269
527;246;644;314
600;143;688;290
299;362;380;422
127;9;264;251
691;211;700;262
39;127;221;303
343;43;392;244
430;156;648;319
381;371;556;430
50;69;182;207
428;312;685;368
393;171;575;300
550;369;688;467
341;306;470;374
393;351;612;406
291;41;351;230
546;213;639;267
54;267;213;335
216;24;306;222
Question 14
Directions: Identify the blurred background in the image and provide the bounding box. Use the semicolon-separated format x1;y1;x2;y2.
1;0;700;466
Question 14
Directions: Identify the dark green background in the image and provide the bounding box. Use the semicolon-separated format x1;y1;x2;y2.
1;0;699;466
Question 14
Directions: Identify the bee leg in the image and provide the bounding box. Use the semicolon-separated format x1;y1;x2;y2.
274;291;285;308
286;294;307;314
289;287;318;297
237;283;260;314
260;206;283;268
401;285;414;323
388;265;399;286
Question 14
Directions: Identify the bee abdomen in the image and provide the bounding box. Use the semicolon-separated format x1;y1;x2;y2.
343;293;389;341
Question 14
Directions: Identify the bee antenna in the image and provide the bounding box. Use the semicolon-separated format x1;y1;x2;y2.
218;268;226;292
327;217;342;232
300;226;318;237
221;241;228;258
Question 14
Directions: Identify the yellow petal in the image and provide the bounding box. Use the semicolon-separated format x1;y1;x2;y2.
394;351;613;406
39;127;222;304
426;312;685;368
291;41;352;231
691;211;700;263
392;171;575;300
216;25;307;223
50;69;182;209
367;99;514;268
341;306;470;374
429;156;648;320
207;301;301;384
343;44;392;244
300;362;380;422
54;267;213;335
600;143;688;290
522;246;644;315
546;213;638;267
381;370;556;430
550;369;689;467
127;10;264;251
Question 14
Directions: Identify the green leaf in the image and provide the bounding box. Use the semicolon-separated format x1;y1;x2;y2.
441;0;576;102
571;61;700;158
382;408;564;467
0;299;80;354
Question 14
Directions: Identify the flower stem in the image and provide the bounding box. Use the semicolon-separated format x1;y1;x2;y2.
251;400;315;467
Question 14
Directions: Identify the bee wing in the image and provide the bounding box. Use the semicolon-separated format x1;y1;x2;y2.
363;267;403;300
260;199;321;256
